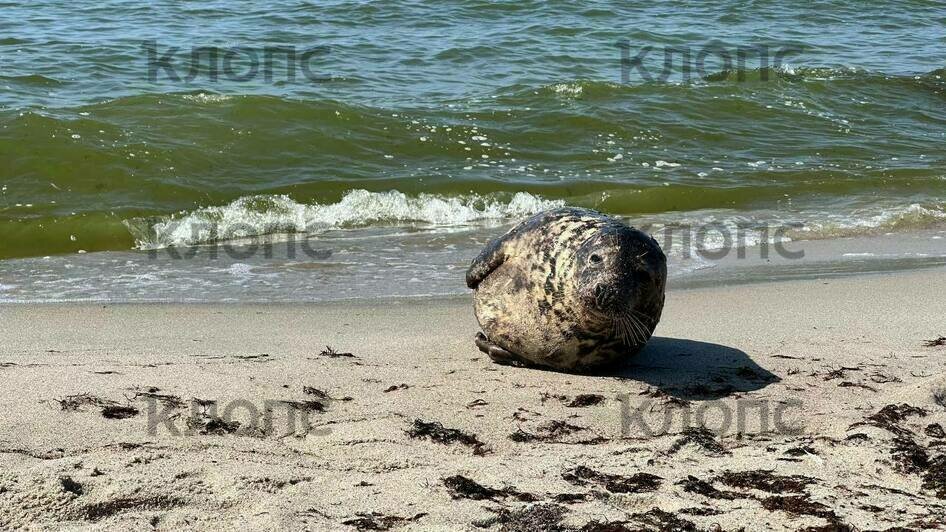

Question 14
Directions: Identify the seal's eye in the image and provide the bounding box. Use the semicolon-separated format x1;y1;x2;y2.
589;254;602;264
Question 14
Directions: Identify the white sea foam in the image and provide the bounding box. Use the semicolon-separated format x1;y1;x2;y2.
550;82;583;96
181;92;233;104
790;203;946;239
126;189;564;250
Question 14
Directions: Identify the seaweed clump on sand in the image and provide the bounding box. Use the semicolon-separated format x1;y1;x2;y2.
341;511;426;531
318;346;356;358
639;387;691;408
302;386;353;402
677;475;740;500
922;454;946;499
926;423;946;439
476;504;570;532
891;435;930;474
186;413;242;436
577;520;635;531
716;470;816;493
562;466;661;494
628;508;699;531
101;405;140;419
443;475;536;502
56;393;112;411
280;400;326;413
60;476;84;496
760;495;837;520
509;421;607;445
679;507;722;516
668;427;727;455
540;392;606;408
407;420;487;454
858;403;928;436
566;394;606;407
923;337;946;347
130;388;185;408
54;393;140;419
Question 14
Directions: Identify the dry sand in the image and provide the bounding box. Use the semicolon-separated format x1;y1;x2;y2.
1;268;945;530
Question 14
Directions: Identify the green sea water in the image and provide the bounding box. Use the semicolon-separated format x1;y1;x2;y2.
0;1;944;301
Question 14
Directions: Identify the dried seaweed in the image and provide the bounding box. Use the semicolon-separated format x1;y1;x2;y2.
101;405;139;419
668;427;727;455
234;353;270;361
302;386;328;398
760;495;836;519
301;387;352;402
131;390;185;408
838;381;878;392
935;390;946;408
639;387;691;408
467;399;488;409
925;423;946;439
567;394;606;407
923;337;946;347
407;420;485;451
823;366;861;381
677;475;740;500
798;524;856;532
891;435;930;474
578;521;635;531
56;393;114;411
630;508;699;531
483;504;569;532
921;454;946;499
318;346;355;358
859;403;928;436
340;512;426;531
186;414;241;436
60;476;83;496
679;507;722;516
443;475;535;502
562;466;661;494
509;421;607;445
551;492;589;504
784;445;818;457
716;470;816;494
280;400;326;413
540;392;569;404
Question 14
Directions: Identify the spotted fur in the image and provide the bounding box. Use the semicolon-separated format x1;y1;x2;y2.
468;207;667;372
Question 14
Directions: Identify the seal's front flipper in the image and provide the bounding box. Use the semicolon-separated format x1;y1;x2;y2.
466;210;558;289
465;237;509;289
475;332;528;367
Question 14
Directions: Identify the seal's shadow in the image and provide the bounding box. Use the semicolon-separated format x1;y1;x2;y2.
598;337;779;400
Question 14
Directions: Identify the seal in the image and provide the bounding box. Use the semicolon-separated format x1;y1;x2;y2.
466;207;666;372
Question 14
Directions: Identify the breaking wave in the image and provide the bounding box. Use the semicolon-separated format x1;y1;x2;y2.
124;189;564;250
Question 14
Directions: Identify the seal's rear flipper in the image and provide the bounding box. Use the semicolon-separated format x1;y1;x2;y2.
475;332;530;367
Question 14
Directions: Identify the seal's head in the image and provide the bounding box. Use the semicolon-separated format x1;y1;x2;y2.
574;226;666;338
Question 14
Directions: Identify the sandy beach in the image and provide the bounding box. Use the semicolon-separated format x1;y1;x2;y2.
1;268;944;530
5;1;946;530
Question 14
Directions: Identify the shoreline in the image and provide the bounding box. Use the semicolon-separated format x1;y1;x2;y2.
1;268;945;529
1;226;944;304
